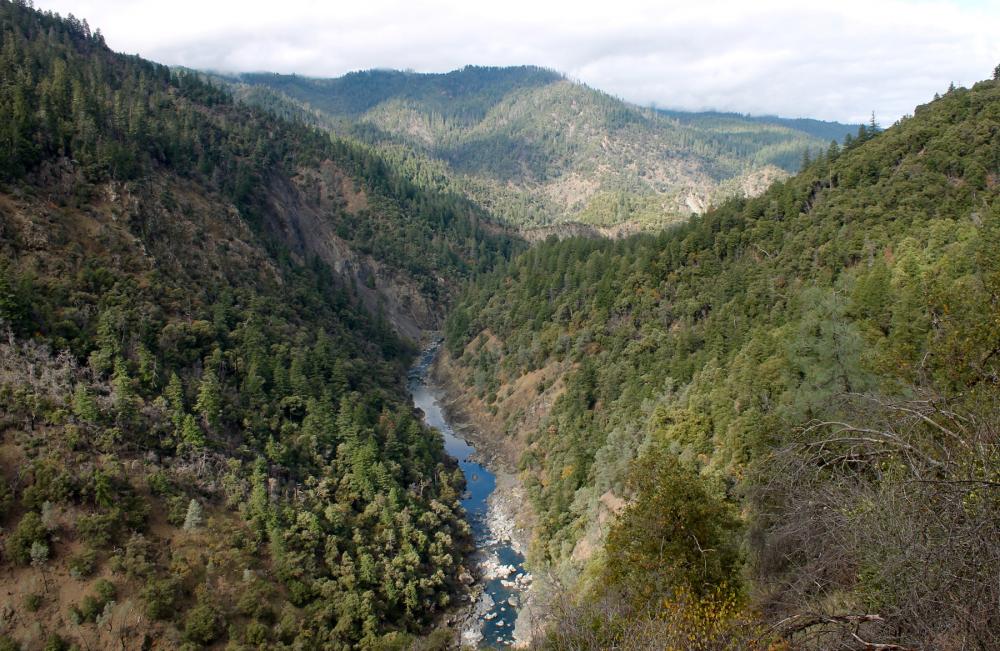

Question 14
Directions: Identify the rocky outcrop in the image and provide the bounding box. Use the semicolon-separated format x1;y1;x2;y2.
260;162;442;341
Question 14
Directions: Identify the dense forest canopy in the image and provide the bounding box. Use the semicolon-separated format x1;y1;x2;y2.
446;71;1000;649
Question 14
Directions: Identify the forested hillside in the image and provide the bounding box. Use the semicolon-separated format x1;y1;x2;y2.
445;72;1000;648
0;2;518;648
221;68;856;231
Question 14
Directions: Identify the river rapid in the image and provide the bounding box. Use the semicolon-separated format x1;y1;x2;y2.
408;342;531;648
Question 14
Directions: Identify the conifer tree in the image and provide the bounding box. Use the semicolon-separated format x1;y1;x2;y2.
164;372;185;431
195;363;222;430
182;499;203;531
180;414;206;451
72;384;99;423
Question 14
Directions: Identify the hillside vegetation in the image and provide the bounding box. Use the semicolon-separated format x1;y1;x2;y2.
0;2;521;648
223;67;856;231
445;73;1000;649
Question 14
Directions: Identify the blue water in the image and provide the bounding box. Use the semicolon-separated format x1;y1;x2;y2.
408;342;526;647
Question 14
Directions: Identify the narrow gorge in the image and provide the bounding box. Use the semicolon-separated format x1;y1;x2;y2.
408;342;535;648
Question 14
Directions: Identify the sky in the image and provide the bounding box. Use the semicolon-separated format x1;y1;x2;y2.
35;0;1000;124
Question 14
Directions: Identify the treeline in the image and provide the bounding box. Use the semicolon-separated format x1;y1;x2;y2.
446;75;1000;648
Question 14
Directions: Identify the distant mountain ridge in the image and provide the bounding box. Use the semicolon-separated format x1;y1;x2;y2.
238;66;564;122
656;108;859;143
214;66;860;232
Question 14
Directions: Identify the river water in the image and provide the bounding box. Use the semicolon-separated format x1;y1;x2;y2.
408;342;528;648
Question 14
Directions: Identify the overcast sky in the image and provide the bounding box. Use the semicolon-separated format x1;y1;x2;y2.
35;0;1000;123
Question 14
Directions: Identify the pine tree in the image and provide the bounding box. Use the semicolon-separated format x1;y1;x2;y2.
72;384;100;423
165;372;185;431
112;357;138;424
195;365;222;430
180;414;206;451
183;499;203;531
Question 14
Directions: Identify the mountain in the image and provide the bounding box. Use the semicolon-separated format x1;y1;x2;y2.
220;67;858;232
0;2;519;648
657;108;861;143
441;75;1000;648
4;1;995;649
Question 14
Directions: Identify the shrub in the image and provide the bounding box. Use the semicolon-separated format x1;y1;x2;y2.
42;636;67;651
235;579;274;620
121;533;153;579
25;593;43;612
68;548;98;578
76;510;119;547
0;480;12;520
184;600;222;645
74;594;102;622
243;620;269;645
167;495;189;527
141;575;181;620
94;578;116;602
7;512;48;565
147;470;173;496
603;453;742;605
71;579;117;623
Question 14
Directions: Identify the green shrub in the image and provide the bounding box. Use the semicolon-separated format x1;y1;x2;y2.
74;594;102;622
76;510;118;546
184;600;222;645
25;593;43;612
93;578;116;602
147;470;173;496
68;549;97;578
167;495;189;527
603;452;742;605
243;620;269;644
141;575;181;620
7;512;48;565
235;579;274;620
71;579;117;623
42;635;67;651
0;480;12;520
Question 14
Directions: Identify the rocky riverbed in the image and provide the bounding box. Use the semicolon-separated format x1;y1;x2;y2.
409;342;538;648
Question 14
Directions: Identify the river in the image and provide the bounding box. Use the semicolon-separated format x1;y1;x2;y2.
408;342;530;648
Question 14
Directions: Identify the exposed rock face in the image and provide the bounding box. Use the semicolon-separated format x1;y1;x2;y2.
261;162;443;340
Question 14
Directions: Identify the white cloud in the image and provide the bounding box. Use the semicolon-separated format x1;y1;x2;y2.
34;0;1000;123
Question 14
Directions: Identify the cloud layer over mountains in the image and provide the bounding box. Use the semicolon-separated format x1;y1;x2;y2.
40;0;1000;123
